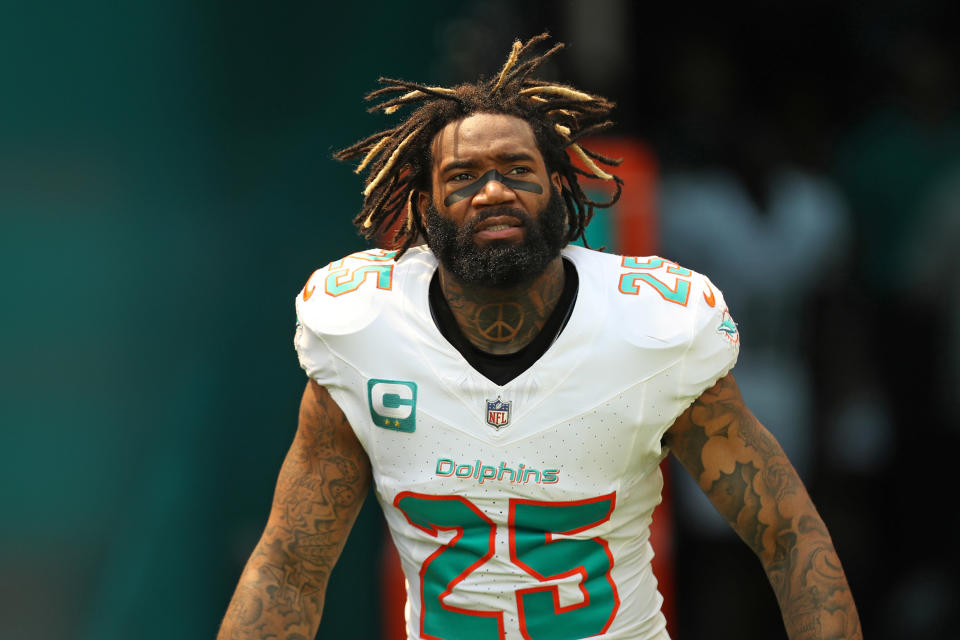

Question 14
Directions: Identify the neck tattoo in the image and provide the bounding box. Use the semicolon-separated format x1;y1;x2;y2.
439;258;565;355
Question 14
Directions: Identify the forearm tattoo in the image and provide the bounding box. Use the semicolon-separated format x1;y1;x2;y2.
219;383;371;640
665;374;863;640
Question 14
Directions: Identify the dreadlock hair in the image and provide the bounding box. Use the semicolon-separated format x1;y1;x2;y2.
334;33;623;257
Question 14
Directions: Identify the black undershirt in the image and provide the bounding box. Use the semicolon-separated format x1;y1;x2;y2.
429;259;579;386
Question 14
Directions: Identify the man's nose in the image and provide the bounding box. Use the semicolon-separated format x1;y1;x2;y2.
471;176;517;205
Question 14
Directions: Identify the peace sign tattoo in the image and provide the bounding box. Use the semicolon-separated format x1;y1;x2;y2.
475;302;524;342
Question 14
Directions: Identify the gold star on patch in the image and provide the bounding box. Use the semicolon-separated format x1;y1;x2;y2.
384;419;390;426
394;420;400;427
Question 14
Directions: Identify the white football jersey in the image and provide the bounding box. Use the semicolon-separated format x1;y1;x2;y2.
295;244;739;640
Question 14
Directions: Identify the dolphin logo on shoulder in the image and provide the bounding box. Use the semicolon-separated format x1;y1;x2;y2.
717;308;739;344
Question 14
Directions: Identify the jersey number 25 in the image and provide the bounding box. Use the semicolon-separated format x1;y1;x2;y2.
394;492;619;640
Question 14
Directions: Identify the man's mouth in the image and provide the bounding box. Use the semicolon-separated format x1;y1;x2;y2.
474;215;521;230
473;215;525;242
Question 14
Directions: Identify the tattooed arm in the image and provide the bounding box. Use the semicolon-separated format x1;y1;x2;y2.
218;380;372;640
664;373;862;640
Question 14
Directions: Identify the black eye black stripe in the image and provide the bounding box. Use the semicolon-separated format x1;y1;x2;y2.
443;169;543;205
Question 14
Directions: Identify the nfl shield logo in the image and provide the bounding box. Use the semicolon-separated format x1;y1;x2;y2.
486;396;511;429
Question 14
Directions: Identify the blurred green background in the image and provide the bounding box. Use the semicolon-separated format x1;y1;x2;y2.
4;1;959;639
1;2;464;637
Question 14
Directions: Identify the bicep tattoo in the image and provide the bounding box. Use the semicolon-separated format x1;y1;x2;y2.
267;381;370;569
667;375;801;554
220;382;371;639
666;374;862;640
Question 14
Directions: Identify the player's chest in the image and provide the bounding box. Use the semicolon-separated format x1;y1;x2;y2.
359;380;669;499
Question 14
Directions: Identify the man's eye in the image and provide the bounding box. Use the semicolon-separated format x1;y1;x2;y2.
509;166;532;175
451;173;473;182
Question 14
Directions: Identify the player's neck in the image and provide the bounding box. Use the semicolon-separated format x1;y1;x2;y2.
437;257;566;355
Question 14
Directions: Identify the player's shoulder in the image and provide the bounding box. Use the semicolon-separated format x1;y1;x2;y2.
295;246;435;336
564;245;733;345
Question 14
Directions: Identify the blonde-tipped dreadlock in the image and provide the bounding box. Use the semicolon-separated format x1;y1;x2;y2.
334;33;623;256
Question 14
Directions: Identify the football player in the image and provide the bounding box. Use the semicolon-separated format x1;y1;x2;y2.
219;34;861;640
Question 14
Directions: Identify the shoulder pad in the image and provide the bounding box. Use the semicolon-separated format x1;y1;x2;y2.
611;252;738;391
683;270;740;394
609;255;709;347
295;248;400;336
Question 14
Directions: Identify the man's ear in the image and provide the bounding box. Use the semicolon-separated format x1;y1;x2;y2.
551;171;562;194
416;189;432;225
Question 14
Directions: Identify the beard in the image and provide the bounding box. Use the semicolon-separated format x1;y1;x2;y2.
423;187;567;288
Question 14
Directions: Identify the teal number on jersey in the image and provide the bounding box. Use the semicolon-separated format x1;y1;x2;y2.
394;493;619;639
394;493;503;640
510;495;619;639
619;256;693;305
619;272;691;305
324;264;393;296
